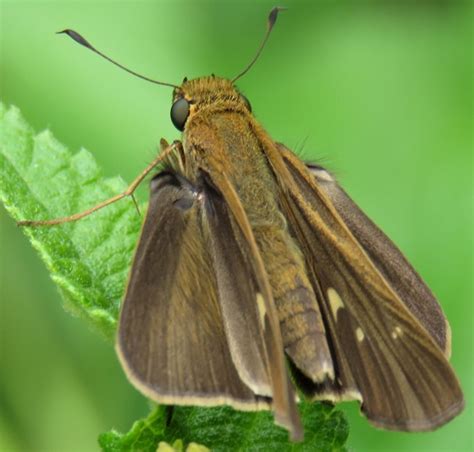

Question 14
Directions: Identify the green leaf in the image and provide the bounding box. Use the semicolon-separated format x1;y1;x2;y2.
0;102;142;338
98;407;210;452
167;402;348;451
98;406;167;452
99;403;348;452
0;103;349;451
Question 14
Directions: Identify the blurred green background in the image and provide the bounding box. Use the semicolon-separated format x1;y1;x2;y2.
1;1;472;450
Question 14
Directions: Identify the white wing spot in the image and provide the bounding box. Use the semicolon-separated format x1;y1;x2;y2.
355;327;365;342
327;288;344;319
256;293;266;328
391;326;403;339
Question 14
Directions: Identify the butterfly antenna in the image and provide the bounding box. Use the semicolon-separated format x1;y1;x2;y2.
57;29;179;89
232;7;286;83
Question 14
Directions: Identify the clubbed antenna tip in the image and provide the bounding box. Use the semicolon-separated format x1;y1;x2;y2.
232;6;287;83
57;28;178;89
57;29;95;51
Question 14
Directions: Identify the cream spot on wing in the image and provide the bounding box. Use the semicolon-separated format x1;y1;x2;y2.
355;327;365;342
327;288;344;319
256;293;266;328
391;326;403;339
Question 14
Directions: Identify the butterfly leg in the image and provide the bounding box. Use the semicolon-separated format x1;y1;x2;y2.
17;139;179;227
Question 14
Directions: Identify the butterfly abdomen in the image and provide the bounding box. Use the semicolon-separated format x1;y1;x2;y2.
252;222;334;384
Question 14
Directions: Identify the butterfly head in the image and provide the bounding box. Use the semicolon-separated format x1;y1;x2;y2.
170;76;252;132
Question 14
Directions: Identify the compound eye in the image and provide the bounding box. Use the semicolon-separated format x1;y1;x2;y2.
170;97;190;131
241;94;252;112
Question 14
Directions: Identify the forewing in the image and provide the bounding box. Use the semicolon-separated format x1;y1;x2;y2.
116;172;268;409
305;161;450;355
269;144;464;431
201;182;272;397
198;168;302;440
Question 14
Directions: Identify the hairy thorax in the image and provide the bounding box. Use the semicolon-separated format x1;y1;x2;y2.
184;109;282;227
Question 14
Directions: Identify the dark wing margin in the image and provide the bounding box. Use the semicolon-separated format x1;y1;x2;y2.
269;144;463;431
116;172;270;410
